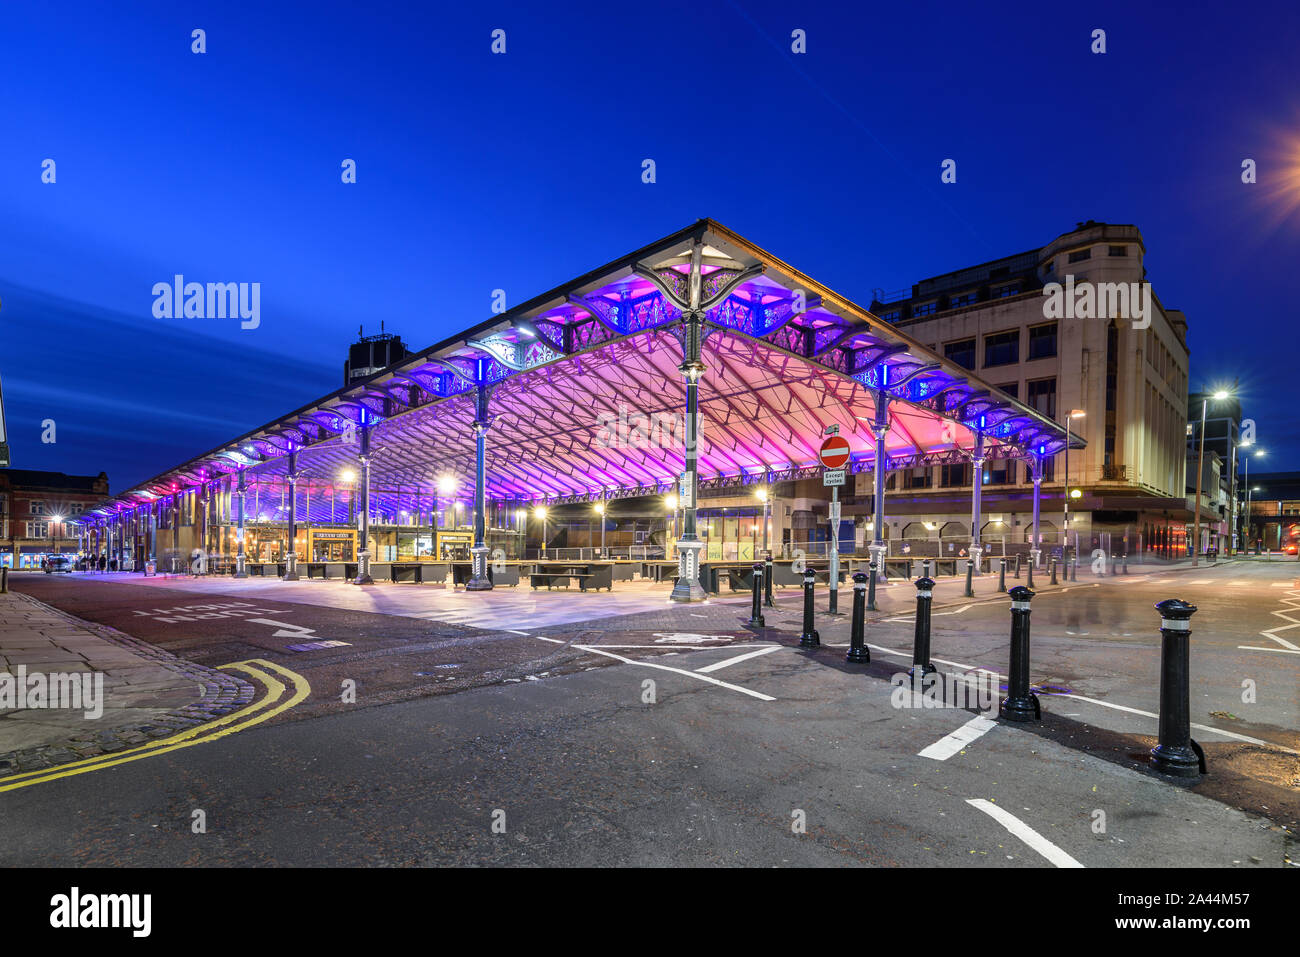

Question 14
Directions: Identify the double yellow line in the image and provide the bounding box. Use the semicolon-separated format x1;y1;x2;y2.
0;659;310;794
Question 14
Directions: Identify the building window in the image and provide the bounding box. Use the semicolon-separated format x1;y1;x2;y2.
1042;259;1055;275
904;468;932;489
950;291;978;308
941;463;971;487
27;522;50;538
1108;245;1127;257
994;283;1020;298
995;382;1019;400
985;460;1016;485
983;329;1019;367
879;309;901;322
912;301;937;318
1027;377;1057;419
944;338;976;370
1068;247;1092;263
1027;322;1057;360
30;501;45;515
70;504;83;515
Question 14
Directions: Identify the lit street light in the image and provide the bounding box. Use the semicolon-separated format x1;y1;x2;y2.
1193;389;1232;566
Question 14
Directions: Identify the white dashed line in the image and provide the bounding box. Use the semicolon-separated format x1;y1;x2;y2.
918;714;998;760
695;645;782;673
965;799;1084;868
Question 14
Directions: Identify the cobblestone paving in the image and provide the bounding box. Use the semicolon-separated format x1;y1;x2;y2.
0;590;254;775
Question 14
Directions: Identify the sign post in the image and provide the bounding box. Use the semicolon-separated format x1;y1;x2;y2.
820;428;850;614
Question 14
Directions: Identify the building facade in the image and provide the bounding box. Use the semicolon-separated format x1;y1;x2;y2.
0;469;110;567
845;220;1196;559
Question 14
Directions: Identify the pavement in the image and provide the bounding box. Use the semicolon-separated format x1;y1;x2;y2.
0;587;253;773
0;558;1296;866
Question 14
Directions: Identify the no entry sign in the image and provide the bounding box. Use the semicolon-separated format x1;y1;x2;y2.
819;435;850;470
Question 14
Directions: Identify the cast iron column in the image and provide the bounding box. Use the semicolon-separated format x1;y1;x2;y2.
671;308;708;602
1029;455;1043;570
870;390;890;582
353;423;374;584
969;431;985;574
467;382;493;591
234;470;247;577
283;451;300;580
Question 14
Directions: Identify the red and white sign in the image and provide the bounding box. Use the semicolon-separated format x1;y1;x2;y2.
819;435;851;470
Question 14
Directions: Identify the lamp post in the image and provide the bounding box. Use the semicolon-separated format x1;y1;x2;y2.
756;486;771;558
536;505;548;559
594;499;606;557
1240;449;1263;553
51;513;64;559
1193;390;1231;566
1063;410;1085;560
665;494;678;560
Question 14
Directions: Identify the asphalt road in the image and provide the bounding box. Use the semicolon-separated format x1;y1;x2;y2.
2;562;1296;866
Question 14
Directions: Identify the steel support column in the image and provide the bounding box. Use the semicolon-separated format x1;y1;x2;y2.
467;381;493;591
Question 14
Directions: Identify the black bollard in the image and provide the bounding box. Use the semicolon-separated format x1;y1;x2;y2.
798;567;820;648
867;560;879;612
1070;558;1077;582
764;555;775;608
999;585;1040;721
1013;554;1021;580
1026;556;1035;589
964;559;974;598
1150;599;1205;777
998;558;1007;593
1122;554;1129;575
909;576;937;676
846;571;870;663
0;566;7;594
747;562;765;627
1050;559;1058;585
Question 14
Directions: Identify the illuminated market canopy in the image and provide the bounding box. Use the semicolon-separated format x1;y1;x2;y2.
86;219;1082;520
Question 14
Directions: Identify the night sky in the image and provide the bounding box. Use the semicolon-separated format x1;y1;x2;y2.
2;0;1298;492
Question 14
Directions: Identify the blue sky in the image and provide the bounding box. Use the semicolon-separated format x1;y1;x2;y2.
2;0;1298;489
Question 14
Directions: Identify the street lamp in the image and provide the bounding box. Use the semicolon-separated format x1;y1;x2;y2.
535;505;549;558
1242;449;1265;552
755;486;771;558
1063;409;1085;559
1193;389;1232;566
594;499;606;556
51;513;64;559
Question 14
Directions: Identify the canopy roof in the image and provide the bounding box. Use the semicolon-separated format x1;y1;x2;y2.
85;220;1083;520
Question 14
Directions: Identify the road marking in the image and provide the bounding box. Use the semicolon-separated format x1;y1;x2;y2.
504;629;532;635
965;799;1084;868
696;645;782;673
919;714;998;760
884;604;973;623
861;644;1300;756
0;659;311;793
1255;589;1300;651
1237;645;1300;655
571;644;775;701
